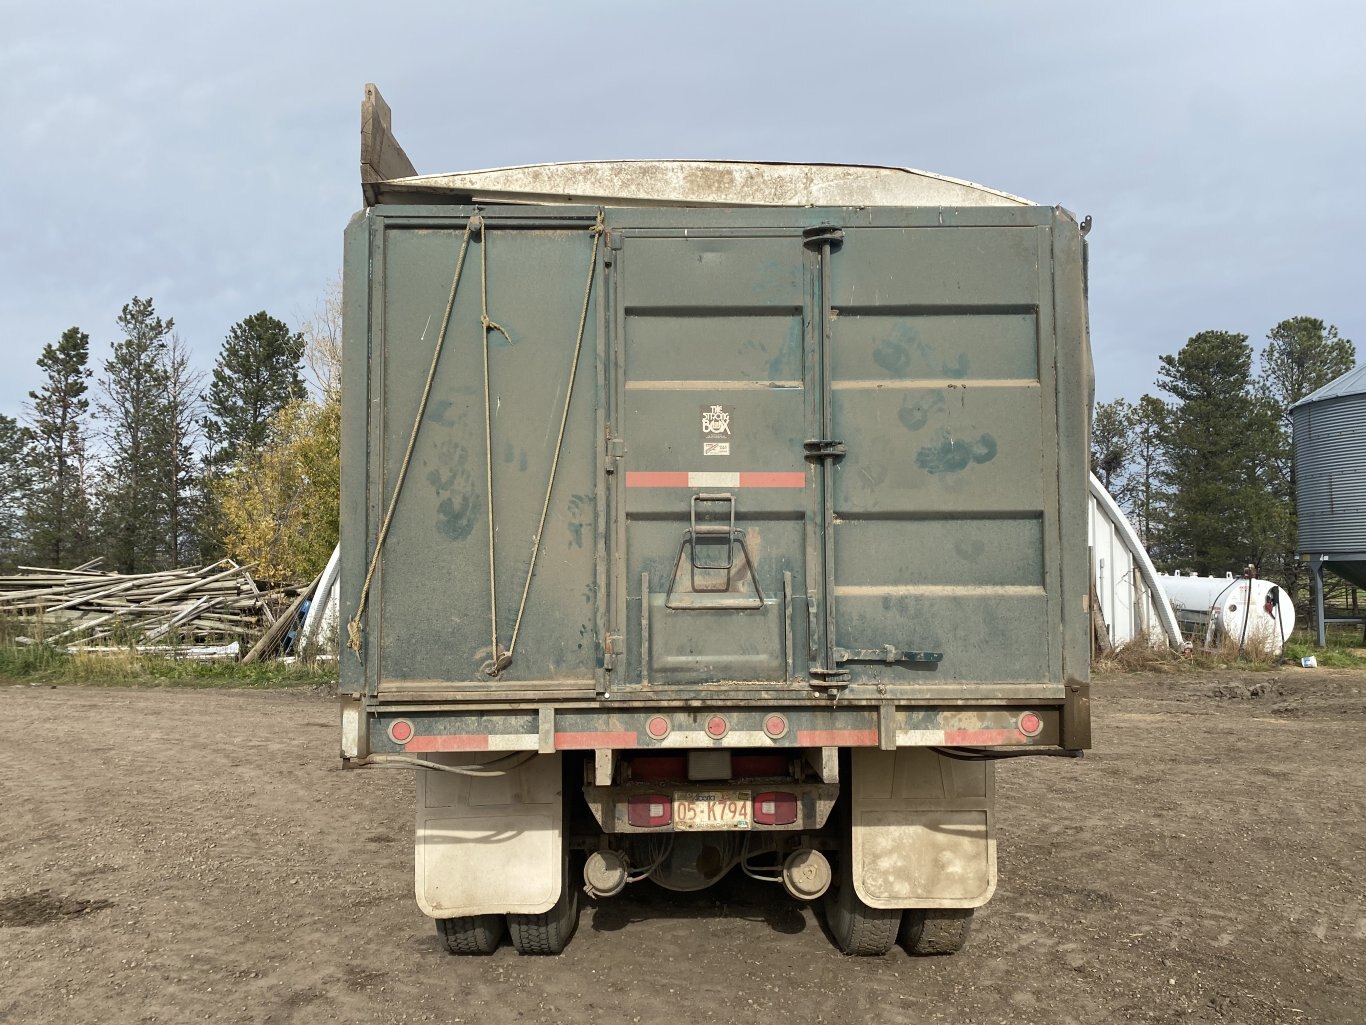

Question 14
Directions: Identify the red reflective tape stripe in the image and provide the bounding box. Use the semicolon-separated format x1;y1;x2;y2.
625;471;805;488
943;728;1025;746
554;731;639;749
625;471;689;488
795;729;878;747
404;734;490;752
739;471;806;488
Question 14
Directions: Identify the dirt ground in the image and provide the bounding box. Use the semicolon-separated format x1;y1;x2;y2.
1;670;1363;1025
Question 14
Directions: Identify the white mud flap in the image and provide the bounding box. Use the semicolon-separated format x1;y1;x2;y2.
414;753;563;918
850;748;996;909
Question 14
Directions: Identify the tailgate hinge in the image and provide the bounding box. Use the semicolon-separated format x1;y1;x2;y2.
802;224;845;249
605;435;626;473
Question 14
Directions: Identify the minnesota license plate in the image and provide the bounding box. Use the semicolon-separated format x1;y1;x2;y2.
674;791;752;830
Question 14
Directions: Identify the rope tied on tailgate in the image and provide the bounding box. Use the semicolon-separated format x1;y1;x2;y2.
482;209;604;676
346;220;475;660
348;211;605;674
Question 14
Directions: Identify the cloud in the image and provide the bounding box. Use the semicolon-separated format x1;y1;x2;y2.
2;0;1363;420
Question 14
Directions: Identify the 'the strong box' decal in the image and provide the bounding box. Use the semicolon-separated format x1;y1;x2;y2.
701;404;733;456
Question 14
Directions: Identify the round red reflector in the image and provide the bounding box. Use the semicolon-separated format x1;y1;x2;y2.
763;714;788;739
389;719;413;743
705;715;728;739
646;715;670;740
1017;712;1041;737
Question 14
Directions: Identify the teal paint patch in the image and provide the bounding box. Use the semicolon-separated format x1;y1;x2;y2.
425;398;455;425
897;392;946;432
432;442;477;540
566;494;592;549
436;493;476;541
766;330;801;381
873;336;914;376
941;353;970;379
426;466;457;491
915;432;998;474
871;322;933;378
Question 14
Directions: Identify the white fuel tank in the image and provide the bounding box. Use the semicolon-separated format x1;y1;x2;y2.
1157;572;1296;657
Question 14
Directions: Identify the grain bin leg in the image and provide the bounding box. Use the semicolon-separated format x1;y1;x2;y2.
848;748;996;926
1312;560;1327;649
414;753;564;954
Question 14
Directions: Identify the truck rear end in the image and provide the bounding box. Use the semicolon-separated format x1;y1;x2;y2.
340;87;1092;957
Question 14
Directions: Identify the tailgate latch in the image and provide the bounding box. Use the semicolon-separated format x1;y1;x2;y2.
803;438;847;461
834;646;944;665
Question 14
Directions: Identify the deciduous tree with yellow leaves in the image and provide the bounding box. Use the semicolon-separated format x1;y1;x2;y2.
213;288;341;585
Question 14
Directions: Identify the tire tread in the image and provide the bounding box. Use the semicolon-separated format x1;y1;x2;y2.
436;914;504;955
507;881;579;956
900;908;974;955
825;871;901;956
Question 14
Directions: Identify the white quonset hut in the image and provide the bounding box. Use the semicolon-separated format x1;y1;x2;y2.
1292;363;1366;645
1087;474;1183;650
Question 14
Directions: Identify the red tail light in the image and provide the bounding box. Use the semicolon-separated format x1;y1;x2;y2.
628;756;688;782
731;754;789;779
753;791;797;826
627;794;673;827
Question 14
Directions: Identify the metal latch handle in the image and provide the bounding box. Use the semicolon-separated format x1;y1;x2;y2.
664;492;764;610
690;493;736;568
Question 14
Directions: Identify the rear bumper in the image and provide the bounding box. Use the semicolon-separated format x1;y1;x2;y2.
340;694;1088;761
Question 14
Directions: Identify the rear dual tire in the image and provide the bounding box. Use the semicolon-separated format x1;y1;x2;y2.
899;908;974;955
824;863;902;956
823;853;977;957
507;867;580;955
437;857;580;956
436;915;505;955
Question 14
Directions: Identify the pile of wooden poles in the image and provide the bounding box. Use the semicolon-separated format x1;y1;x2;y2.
0;559;288;659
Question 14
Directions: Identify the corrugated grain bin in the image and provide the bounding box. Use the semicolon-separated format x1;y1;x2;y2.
1292;362;1366;645
1293;364;1366;565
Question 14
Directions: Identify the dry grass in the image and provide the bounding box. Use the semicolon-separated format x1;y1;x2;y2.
1096;621;1366;674
1093;635;1281;674
0;614;334;688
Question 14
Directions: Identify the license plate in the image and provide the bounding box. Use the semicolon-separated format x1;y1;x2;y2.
674;791;751;830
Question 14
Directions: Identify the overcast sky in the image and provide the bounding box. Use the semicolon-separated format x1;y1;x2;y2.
4;0;1363;422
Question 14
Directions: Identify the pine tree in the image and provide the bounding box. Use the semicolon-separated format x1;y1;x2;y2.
98;298;173;573
1257;317;1356;599
0;414;33;569
156;333;204;567
202;312;306;470
24;327;96;566
1090;397;1134;501
1129;395;1170;556
1156;331;1281;575
1260;318;1356;424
